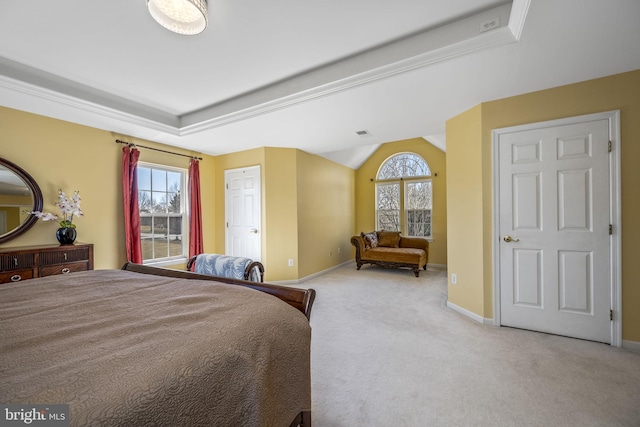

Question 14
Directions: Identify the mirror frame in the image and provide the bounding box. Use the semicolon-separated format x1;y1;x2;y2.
0;157;43;244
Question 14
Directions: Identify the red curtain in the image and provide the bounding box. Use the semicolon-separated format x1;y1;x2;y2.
122;146;142;263
189;159;204;258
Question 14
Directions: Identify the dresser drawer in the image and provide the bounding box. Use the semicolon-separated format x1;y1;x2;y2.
0;243;93;283
0;253;35;271
0;269;35;284
39;262;88;277
39;247;90;266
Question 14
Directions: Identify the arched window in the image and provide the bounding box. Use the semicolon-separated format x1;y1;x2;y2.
375;153;432;238
377;152;431;179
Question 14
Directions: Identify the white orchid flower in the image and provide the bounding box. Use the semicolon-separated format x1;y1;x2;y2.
30;211;58;221
30;188;84;228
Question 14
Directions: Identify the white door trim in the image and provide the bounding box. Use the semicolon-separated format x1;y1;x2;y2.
492;111;621;346
224;165;262;261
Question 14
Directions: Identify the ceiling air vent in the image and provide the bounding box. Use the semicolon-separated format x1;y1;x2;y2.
356;130;372;137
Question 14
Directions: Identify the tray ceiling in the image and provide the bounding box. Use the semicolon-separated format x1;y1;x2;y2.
1;0;639;167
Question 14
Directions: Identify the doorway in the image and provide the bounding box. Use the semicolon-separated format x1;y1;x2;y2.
224;166;262;261
493;111;621;345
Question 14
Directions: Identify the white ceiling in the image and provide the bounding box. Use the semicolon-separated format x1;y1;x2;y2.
1;0;639;168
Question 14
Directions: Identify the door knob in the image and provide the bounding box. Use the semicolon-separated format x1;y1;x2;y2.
250;228;259;234
503;235;520;243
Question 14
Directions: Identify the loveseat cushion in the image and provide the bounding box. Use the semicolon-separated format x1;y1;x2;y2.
377;231;401;248
362;247;426;266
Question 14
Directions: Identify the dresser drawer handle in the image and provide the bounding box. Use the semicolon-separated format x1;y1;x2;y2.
10;274;22;282
61;268;71;274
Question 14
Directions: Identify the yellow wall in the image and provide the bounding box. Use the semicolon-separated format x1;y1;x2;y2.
0;106;355;282
264;148;299;281
0;206;19;230
213;147;354;281
445;106;484;314
0;195;39;235
355;137;447;265
0;195;32;205
0;106;215;270
212;147;302;281
446;69;640;342
296;150;355;278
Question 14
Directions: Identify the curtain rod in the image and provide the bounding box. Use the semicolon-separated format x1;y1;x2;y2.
115;139;202;161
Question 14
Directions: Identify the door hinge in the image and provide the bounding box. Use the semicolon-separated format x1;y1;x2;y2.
226;222;228;228
608;141;612;152
610;309;613;321
609;224;613;235
226;183;228;189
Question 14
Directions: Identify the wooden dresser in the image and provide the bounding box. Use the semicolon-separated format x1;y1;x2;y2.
0;243;94;284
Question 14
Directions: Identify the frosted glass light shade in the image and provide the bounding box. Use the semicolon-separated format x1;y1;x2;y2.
148;0;208;35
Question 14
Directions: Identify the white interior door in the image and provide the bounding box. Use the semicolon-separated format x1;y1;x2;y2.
497;118;612;343
225;166;261;261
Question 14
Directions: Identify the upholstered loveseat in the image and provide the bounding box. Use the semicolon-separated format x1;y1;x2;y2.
350;231;429;277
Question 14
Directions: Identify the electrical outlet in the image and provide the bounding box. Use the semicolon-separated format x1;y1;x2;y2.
337;247;341;254
288;259;294;267
451;273;457;285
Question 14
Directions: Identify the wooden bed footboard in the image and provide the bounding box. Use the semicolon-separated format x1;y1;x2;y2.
290;410;312;427
121;263;316;320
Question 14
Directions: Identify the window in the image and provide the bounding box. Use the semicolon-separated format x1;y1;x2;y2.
137;163;188;264
375;153;432;238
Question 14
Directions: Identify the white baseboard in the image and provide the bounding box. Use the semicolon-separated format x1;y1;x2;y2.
274;260;444;285
623;340;640;352
446;300;495;325
272;260;353;285
427;263;447;270
446;302;640;349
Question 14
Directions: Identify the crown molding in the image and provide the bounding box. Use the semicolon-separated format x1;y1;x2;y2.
509;0;531;40
181;1;529;134
0;1;530;139
0;72;180;135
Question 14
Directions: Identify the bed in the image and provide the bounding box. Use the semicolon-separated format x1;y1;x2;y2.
0;263;316;427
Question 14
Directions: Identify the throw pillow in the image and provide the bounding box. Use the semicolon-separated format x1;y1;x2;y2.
362;231;378;248
377;230;401;248
360;232;370;248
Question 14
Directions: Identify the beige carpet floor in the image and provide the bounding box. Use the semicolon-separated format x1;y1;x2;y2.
303;264;640;426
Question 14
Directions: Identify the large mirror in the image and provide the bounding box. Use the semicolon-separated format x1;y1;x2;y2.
0;157;43;244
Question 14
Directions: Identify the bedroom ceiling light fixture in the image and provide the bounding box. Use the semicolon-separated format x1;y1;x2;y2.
147;0;208;35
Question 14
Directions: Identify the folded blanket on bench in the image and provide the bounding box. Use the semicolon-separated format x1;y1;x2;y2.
193;254;262;282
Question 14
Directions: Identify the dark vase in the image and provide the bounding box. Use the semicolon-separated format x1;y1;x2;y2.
56;227;77;245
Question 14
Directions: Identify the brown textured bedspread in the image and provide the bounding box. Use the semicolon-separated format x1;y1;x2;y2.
0;269;311;426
